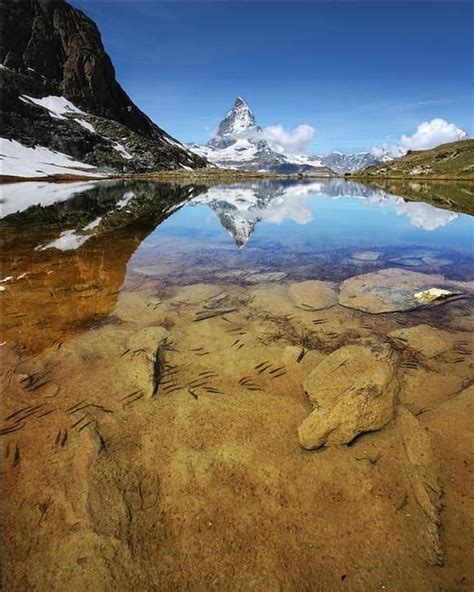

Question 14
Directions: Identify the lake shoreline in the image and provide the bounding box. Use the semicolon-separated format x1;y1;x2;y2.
3;168;474;186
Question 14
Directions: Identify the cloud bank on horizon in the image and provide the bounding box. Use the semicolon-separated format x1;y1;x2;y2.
235;117;467;158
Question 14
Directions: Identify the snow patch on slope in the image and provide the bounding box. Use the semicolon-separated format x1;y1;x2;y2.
193;138;258;167
112;142;133;160
0;138;105;178
19;95;85;120
76;119;96;133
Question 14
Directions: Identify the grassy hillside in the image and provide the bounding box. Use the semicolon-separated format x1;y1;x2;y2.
349;139;474;179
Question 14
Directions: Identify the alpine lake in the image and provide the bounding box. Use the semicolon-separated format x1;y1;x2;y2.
1;177;473;591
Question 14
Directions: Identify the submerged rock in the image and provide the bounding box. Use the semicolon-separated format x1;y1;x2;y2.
422;257;453;267
245;271;288;284
397;408;442;565
390;258;424;267
288;280;338;310
127;326;168;356
148;296;162;306
298;342;397;450
352;251;381;261
388;324;452;358
37;382;60;399
338;268;458;313
213;269;287;284
127;326;168;396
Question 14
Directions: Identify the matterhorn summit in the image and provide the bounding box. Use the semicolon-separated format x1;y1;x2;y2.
190;97;392;174
213;97;260;142
190;97;334;175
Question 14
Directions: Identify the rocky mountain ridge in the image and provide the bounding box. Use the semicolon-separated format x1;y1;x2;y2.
321;150;391;174
0;0;207;177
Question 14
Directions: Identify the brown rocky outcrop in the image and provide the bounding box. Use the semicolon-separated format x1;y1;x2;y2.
0;0;207;172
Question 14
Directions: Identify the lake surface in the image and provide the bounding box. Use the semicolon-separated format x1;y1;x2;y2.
1;178;473;352
1;178;473;591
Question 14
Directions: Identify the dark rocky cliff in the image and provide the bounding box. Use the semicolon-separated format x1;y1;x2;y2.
0;0;208;173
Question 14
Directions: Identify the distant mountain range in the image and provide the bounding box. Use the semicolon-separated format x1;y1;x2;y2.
0;0;207;178
190;97;392;175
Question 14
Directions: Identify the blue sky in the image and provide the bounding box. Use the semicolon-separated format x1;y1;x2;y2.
72;1;472;154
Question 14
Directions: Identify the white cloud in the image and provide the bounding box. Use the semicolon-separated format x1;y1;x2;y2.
261;124;315;155
371;118;467;158
400;118;467;151
394;200;459;231
260;184;318;224
370;144;404;159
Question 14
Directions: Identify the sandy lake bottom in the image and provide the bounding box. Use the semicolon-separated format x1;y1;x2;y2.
1;179;473;591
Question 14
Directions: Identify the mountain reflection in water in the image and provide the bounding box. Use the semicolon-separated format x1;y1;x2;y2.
1;178;472;353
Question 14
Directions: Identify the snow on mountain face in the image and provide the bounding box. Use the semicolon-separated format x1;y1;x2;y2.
190;97;395;174
215;97;260;140
190;97;334;176
0;138;106;179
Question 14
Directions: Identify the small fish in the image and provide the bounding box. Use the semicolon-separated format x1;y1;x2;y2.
121;390;142;401
123;393;144;408
71;415;88;429
78;420;95;432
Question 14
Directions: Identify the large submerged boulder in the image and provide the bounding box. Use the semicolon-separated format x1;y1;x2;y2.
127;326;168;396
388;323;453;358
396;408;443;565
288;280;338;311
298;342;398;450
338;268;461;313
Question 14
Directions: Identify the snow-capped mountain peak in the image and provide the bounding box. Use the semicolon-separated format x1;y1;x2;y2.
190;97;397;174
191;97;335;176
216;97;259;139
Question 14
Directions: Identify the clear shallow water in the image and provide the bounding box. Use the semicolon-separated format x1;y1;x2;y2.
2;178;474;592
1;178;473;353
149;189;473;253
